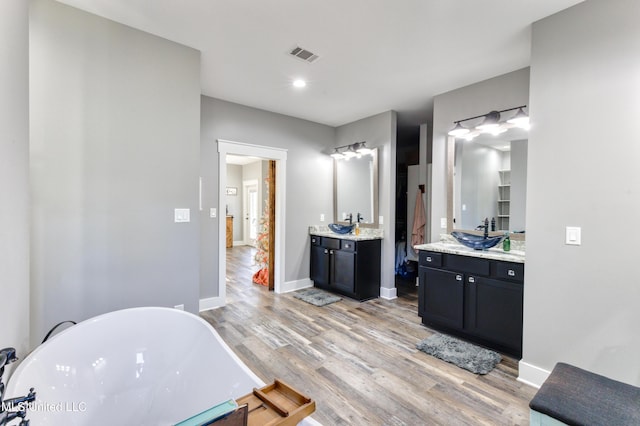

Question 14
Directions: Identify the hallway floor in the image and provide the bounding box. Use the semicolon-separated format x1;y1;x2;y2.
200;245;536;425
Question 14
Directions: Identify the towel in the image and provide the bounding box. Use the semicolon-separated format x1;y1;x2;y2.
411;189;426;247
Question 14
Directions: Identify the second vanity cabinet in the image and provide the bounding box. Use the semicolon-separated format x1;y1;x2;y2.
418;250;524;357
310;235;380;301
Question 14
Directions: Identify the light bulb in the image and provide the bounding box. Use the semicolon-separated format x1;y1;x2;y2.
448;122;470;137
476;111;501;132
507;108;529;129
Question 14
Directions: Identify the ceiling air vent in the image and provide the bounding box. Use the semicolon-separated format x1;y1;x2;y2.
289;46;319;63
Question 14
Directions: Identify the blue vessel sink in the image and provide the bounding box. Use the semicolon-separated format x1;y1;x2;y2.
328;223;355;234
451;231;504;250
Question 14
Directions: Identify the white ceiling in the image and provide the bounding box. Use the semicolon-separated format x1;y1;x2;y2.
55;0;584;131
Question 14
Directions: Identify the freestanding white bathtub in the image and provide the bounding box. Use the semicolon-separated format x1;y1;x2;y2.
7;307;320;425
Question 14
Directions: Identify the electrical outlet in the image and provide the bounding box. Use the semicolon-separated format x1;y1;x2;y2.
441;217;447;228
379;215;384;225
174;304;184;310
320;214;325;222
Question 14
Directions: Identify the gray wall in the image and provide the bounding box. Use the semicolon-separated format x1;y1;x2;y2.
336;111;397;293
523;0;640;386
0;0;30;363
432;68;530;241
30;0;201;344
200;97;335;298
226;164;243;241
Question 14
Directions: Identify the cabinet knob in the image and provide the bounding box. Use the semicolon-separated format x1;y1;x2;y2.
456;275;462;281
330;250;334;255
508;269;516;277
426;256;432;262
324;249;328;254
468;277;475;284
311;238;316;243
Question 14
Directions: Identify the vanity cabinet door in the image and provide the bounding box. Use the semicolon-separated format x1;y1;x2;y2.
467;275;523;355
418;266;427;317
331;249;356;294
310;244;330;288
422;267;464;329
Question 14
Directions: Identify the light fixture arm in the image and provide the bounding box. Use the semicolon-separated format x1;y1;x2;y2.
329;141;372;159
448;105;528;138
452;105;527;125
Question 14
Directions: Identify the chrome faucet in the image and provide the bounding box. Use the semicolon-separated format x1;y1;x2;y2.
346;213;353;224
1;348;36;426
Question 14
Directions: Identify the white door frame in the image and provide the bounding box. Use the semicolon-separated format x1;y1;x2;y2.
242;179;259;246
217;140;287;299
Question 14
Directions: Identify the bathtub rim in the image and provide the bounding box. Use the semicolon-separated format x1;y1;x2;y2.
9;306;266;388
8;306;321;426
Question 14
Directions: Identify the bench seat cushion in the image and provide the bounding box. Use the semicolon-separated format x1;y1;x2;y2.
529;363;640;426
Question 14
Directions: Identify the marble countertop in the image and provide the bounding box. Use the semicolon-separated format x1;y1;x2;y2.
309;225;383;241
414;234;525;263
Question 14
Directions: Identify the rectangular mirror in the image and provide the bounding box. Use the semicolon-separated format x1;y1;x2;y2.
334;147;378;227
448;129;527;237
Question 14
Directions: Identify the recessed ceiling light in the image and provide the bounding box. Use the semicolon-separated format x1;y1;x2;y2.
293;79;306;88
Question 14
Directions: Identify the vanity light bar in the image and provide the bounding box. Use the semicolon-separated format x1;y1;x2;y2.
330;142;372;160
448;105;529;138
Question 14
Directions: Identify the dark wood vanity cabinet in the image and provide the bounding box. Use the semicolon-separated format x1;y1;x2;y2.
418;250;524;357
310;236;380;301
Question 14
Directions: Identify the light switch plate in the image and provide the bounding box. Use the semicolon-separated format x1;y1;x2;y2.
320;214;325;222
174;208;190;223
210;208;216;218
379;215;384;225
565;226;581;245
441;218;447;229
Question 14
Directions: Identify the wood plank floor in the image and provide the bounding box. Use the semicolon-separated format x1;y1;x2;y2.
200;245;537;426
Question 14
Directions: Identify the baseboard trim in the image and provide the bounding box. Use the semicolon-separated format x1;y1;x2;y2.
518;360;551;389
199;296;225;312
232;240;245;247
279;278;313;294
379;286;397;300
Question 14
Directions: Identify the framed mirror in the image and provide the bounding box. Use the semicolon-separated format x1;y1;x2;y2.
447;129;527;238
334;147;378;227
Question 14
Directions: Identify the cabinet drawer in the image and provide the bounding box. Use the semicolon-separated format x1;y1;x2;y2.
322;237;341;250
445;254;490;276
341;240;356;252
419;251;442;267
495;262;525;282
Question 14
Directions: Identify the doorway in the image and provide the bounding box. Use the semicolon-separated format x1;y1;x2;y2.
243;180;259;247
217;140;287;304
